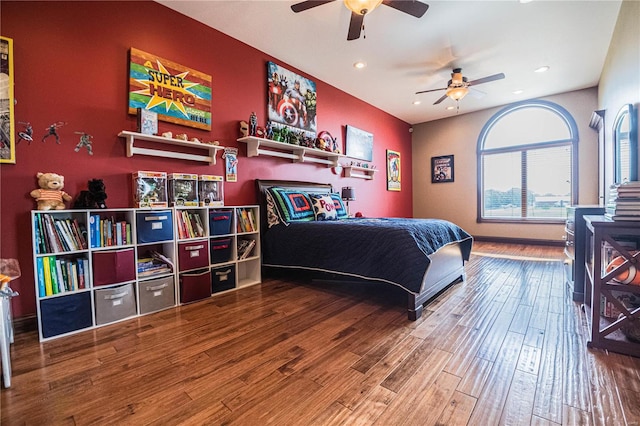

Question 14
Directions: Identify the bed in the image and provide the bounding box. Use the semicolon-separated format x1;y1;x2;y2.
256;179;473;320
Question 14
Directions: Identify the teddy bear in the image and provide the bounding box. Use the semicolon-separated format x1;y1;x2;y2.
73;178;108;209
30;172;72;210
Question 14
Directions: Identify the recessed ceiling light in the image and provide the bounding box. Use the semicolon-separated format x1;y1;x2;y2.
520;0;534;3
413;100;421;105
353;61;366;69
513;89;524;95
446;106;455;110
534;66;550;73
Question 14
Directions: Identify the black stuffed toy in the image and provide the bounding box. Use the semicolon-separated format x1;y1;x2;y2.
73;178;108;209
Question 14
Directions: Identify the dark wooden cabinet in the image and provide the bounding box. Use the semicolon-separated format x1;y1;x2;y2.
584;215;640;357
565;206;604;302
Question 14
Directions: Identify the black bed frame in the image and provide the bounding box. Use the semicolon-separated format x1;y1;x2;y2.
255;179;468;320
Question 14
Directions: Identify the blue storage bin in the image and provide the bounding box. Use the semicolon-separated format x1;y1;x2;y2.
40;292;93;338
136;210;173;243
210;238;232;264
211;264;236;293
209;210;232;235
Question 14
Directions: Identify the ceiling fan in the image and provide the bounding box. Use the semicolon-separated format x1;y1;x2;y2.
416;68;506;105
291;0;429;41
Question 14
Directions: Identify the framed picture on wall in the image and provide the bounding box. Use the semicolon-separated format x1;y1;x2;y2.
386;150;401;191
0;36;16;164
128;47;212;131
267;61;317;137
346;125;374;162
431;155;454;183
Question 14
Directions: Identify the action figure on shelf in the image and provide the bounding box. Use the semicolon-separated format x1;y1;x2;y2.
42;121;66;144
249;112;258;136
74;132;94;155
17;122;33;144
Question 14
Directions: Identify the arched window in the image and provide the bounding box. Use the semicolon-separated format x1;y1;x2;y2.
477;100;578;222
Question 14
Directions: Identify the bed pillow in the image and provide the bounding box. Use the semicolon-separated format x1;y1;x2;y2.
310;194;338;221
329;193;349;219
267;187;315;223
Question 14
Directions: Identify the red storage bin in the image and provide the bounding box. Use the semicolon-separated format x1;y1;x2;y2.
177;240;209;272
92;248;136;286
180;269;211;304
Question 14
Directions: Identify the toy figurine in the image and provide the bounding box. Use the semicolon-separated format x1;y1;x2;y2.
74;132;94;155
42;121;66;144
17;122;33;144
249;112;258;136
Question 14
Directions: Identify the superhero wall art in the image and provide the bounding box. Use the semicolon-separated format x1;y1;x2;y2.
267;61;317;137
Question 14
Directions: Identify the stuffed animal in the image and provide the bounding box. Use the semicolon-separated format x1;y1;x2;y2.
73;178;108;209
30;172;72;210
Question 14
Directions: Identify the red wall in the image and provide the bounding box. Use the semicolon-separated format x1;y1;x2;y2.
1;1;413;318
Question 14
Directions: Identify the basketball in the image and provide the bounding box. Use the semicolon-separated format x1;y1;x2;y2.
605;256;640;285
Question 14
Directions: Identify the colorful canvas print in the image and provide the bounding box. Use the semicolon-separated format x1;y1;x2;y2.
267;61;316;137
128;48;212;130
0;36;15;164
387;150;401;191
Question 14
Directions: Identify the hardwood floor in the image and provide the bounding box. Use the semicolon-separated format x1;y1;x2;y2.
2;241;640;425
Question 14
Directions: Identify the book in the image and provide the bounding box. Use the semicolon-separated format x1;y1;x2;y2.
48;256;59;295
36;257;46;297
42;256;53;296
241;209;253;232
247;210;256;232
137;108;158;135
55;259;66;293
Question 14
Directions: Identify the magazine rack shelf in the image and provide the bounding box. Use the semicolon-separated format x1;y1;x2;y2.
583;215;640;357
238;136;344;167
119;131;224;164
31;205;260;341
344;165;378;180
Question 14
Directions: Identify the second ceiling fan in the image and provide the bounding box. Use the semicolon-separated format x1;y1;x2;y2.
291;0;429;41
416;68;506;105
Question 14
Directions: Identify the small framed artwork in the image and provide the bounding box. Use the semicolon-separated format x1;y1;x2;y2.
431;155;454;183
386;149;401;191
346;125;374;162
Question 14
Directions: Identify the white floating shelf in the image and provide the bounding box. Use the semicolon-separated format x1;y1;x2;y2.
119;131;224;164
344;165;378;180
238;136;345;168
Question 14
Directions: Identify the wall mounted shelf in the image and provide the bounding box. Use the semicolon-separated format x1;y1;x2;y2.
238;136;345;168
119;131;224;165
344;165;378;180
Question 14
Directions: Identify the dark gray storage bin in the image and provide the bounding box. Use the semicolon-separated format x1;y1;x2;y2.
94;283;137;325
138;276;175;314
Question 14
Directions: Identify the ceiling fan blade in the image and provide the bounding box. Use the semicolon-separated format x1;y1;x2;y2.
415;87;446;95
383;0;429;18
468;73;505;86
433;94;448;105
347;12;364;40
468;87;486;99
291;0;335;13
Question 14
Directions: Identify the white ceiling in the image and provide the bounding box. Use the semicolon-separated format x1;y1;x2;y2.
158;0;622;125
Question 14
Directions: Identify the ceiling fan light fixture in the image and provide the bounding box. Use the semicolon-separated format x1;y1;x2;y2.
344;0;383;15
446;86;469;101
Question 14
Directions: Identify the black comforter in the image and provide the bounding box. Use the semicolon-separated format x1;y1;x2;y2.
262;218;473;294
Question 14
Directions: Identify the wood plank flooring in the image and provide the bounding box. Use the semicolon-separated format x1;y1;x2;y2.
3;241;640;425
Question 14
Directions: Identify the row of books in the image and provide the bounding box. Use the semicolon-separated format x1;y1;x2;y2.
237;238;256;260
236;208;256;233
89;215;132;248
176;210;205;239
137;251;174;277
37;256;88;297
606;182;640;221
34;213;87;254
